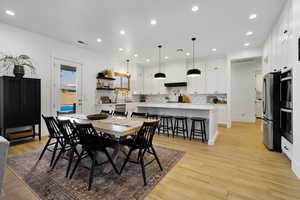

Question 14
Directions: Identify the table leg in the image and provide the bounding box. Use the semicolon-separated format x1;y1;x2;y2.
103;143;127;173
33;125;36;139
39;123;41;141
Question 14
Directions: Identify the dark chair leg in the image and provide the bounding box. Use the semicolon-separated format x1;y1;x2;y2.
66;148;75;178
88;156;96;191
190;121;194;140
103;148;119;174
70;150;84;179
151;146;163;171
185;119;189;139
200;121;205;143
38;137;51;161
120;149;134;174
50;140;59;167
140;149;147;186
52;145;65;169
203;121;207;141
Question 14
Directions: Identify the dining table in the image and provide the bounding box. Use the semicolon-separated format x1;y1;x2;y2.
58;114;158;173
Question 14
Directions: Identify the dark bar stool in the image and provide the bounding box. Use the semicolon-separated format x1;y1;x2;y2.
190;117;207;142
158;115;173;137
174;116;188;139
147;114;159;120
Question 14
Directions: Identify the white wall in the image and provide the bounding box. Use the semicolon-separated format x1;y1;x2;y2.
231;61;259;123
0;22;111;135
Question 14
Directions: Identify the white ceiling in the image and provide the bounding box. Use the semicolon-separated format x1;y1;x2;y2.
0;0;286;64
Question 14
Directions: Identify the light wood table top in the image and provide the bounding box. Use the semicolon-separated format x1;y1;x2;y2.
59;115;158;138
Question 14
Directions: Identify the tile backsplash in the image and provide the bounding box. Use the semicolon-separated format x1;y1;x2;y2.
145;93;227;104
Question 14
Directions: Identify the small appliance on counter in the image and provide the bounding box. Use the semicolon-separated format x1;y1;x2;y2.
262;71;281;152
100;96;112;104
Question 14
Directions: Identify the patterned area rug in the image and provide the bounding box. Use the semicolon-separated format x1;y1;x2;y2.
7;146;184;200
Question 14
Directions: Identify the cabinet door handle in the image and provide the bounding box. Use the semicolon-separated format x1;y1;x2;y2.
284;146;289;150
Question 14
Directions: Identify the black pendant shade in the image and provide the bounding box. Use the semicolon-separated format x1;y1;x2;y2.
187;68;201;77
154;72;166;79
154;45;166;79
187;37;201;77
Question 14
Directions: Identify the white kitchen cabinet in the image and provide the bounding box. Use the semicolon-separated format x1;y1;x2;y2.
206;60;227;94
187;65;206;94
165;61;187;83
126;103;137;116
130;64;144;95
216;104;227;125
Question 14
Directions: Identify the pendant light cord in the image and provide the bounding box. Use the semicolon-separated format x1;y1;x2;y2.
126;59;129;73
158;45;162;73
192;37;196;68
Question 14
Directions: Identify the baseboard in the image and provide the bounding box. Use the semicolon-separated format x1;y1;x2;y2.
208;130;219;146
292;159;300;179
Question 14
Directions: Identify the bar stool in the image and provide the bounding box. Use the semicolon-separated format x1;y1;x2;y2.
173;116;188;139
159;115;174;137
190;117;207;142
147;114;159;120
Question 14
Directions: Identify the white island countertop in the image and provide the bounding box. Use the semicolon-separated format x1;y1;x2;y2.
136;103;216;110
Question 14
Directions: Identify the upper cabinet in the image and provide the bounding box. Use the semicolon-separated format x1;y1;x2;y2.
263;0;293;74
206;60;227;94
187;65;206;94
136;58;227;95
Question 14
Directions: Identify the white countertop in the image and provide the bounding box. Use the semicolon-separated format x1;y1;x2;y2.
136;103;216;110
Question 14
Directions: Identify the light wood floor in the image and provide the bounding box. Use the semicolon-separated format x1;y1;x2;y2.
3;120;300;200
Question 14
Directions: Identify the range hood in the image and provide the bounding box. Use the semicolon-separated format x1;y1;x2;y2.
164;82;187;87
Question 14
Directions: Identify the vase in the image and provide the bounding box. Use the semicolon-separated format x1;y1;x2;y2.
13;65;25;78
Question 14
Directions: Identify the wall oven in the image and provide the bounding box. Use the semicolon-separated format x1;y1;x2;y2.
280;70;292;109
280;70;293;143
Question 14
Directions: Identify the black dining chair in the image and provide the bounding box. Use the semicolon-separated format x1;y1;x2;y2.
131;112;147;118
38;115;64;167
120;121;163;186
51;119;81;178
113;111;128;117
70;122;119;190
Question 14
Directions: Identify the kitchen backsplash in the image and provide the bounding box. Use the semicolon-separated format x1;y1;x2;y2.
144;94;227;104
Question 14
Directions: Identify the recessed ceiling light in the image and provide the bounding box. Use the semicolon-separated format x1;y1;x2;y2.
186;52;190;56
120;30;125;35
96;38;102;43
134;54;138;57
164;56;169;59
119;48;124;51
192;6;199;12
249;14;257;20
5;10;15;16
212;48;217;52
244;42;250;47
150;19;157;25
146;59;150;62
246;31;253;36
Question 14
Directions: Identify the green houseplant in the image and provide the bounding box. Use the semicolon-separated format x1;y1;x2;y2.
0;53;36;78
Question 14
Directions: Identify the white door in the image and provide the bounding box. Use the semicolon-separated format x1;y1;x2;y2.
52;58;83;115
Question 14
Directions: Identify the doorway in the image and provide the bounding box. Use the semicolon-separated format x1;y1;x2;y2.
52;58;83;115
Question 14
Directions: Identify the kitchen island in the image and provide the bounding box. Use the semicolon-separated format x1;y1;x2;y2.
136;103;218;145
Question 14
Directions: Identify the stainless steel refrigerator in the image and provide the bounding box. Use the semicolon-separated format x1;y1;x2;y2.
262;72;281;152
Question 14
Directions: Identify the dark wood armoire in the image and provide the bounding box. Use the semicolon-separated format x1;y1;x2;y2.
0;76;41;140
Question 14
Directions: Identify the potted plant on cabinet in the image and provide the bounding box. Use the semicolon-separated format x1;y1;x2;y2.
0;53;36;78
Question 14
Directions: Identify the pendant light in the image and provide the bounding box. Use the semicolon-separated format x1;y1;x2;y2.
126;59;130;74
187;37;201;77
154;45;166;79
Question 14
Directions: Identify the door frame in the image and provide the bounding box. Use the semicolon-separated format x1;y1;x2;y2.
51;56;84;116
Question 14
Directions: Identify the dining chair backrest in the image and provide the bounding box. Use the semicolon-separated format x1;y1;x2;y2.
100;110;111;115
74;122;104;149
131;112;147;118
56;118;79;146
113;111;128;117
42;115;62;139
134;121;159;148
